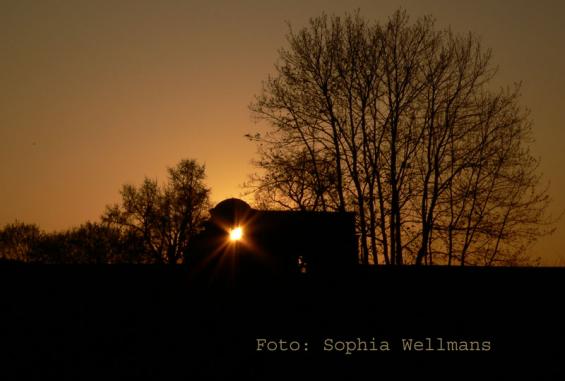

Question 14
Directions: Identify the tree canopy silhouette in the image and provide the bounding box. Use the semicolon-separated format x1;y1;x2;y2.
0;221;41;262
0;221;146;264
0;159;210;264
103;159;210;264
247;9;554;266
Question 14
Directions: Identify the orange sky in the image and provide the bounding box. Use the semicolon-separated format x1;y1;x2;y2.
1;0;564;264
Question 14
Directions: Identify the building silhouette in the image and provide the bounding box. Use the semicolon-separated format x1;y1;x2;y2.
187;198;358;278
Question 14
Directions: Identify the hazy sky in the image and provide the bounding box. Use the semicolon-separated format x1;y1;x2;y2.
2;0;564;264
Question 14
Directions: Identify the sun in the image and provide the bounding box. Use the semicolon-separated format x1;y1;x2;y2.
229;226;243;241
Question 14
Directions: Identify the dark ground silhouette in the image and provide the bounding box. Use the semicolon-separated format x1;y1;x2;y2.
0;201;563;379
0;264;563;380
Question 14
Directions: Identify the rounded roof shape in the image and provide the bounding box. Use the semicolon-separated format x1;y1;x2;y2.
211;198;252;223
213;198;251;212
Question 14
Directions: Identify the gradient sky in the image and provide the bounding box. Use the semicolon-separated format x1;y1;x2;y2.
2;0;564;264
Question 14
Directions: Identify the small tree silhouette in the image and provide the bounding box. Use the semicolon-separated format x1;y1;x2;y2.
103;159;210;264
0;221;41;262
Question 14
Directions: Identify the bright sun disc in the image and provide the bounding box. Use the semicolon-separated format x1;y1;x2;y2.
229;227;243;241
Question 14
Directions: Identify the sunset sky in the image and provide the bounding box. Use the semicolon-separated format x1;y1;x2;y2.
2;0;564;264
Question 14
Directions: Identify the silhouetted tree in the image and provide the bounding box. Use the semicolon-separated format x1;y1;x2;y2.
29;222;149;264
0;221;148;263
248;9;554;266
26;230;72;263
0;221;41;262
103;159;210;264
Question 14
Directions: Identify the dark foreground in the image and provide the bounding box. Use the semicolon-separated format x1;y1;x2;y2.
0;265;563;380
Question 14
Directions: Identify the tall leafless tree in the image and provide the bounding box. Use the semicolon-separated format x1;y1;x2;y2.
247;10;555;266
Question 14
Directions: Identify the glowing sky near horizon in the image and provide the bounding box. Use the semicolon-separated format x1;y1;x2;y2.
1;0;565;264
